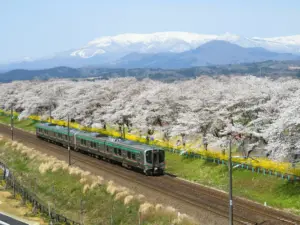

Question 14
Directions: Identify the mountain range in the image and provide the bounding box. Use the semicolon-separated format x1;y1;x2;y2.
114;41;300;69
1;60;300;83
1;32;300;70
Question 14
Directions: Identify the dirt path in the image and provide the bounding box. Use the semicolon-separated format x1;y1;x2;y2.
0;189;45;225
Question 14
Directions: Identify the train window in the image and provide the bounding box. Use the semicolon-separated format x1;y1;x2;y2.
114;148;118;154
80;139;86;145
127;151;131;159
159;150;165;163
90;142;96;148
132;153;136;160
146;151;152;163
118;149;122;156
153;152;158;163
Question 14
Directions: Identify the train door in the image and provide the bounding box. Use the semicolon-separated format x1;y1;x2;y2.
152;150;159;169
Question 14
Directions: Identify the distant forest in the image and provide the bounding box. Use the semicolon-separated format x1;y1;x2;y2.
0;60;300;83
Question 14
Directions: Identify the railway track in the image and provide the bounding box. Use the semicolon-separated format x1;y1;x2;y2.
1;124;299;225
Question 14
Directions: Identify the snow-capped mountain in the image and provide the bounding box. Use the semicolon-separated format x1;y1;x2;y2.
114;40;300;69
71;32;300;59
2;32;300;71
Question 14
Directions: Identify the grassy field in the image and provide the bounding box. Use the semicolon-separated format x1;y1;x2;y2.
0;115;38;132
166;152;300;214
0;139;195;225
1;115;300;215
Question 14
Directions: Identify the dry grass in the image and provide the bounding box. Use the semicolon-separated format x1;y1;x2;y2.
114;190;130;201
83;184;90;194
0;190;46;225
79;177;87;184
0;136;198;224
124;195;134;205
139;202;155;214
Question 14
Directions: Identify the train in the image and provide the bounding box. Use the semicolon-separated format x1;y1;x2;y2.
35;123;165;175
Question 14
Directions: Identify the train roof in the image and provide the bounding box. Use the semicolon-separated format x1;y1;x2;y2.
36;123;159;152
103;138;154;152
36;123;73;135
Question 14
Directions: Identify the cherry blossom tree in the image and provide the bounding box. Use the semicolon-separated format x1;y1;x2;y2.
1;75;300;161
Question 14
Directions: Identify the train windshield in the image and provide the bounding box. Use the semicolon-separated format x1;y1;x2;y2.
159;150;165;163
146;151;152;163
146;150;165;163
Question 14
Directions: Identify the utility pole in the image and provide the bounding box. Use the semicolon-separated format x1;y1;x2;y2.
123;124;125;139
111;200;113;225
48;202;53;225
34;177;37;192
13;176;15;198
80;198;84;225
49;105;52;123
10;106;14;141
68;114;71;166
228;137;233;225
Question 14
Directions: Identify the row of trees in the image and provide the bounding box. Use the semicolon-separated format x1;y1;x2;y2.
1;75;300;161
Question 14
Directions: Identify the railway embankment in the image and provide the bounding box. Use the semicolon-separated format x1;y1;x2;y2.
0;135;197;225
1;115;300;217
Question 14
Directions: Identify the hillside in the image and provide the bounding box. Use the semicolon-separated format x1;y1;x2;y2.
114;41;300;68
1;60;300;83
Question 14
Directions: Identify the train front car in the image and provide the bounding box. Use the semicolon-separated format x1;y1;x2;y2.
144;148;165;176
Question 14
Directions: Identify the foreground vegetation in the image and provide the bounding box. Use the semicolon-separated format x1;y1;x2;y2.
0;137;195;225
0;186;46;224
1;116;300;216
167;152;300;214
0;115;38;132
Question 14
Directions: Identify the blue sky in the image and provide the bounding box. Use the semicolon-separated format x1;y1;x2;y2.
1;0;299;63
